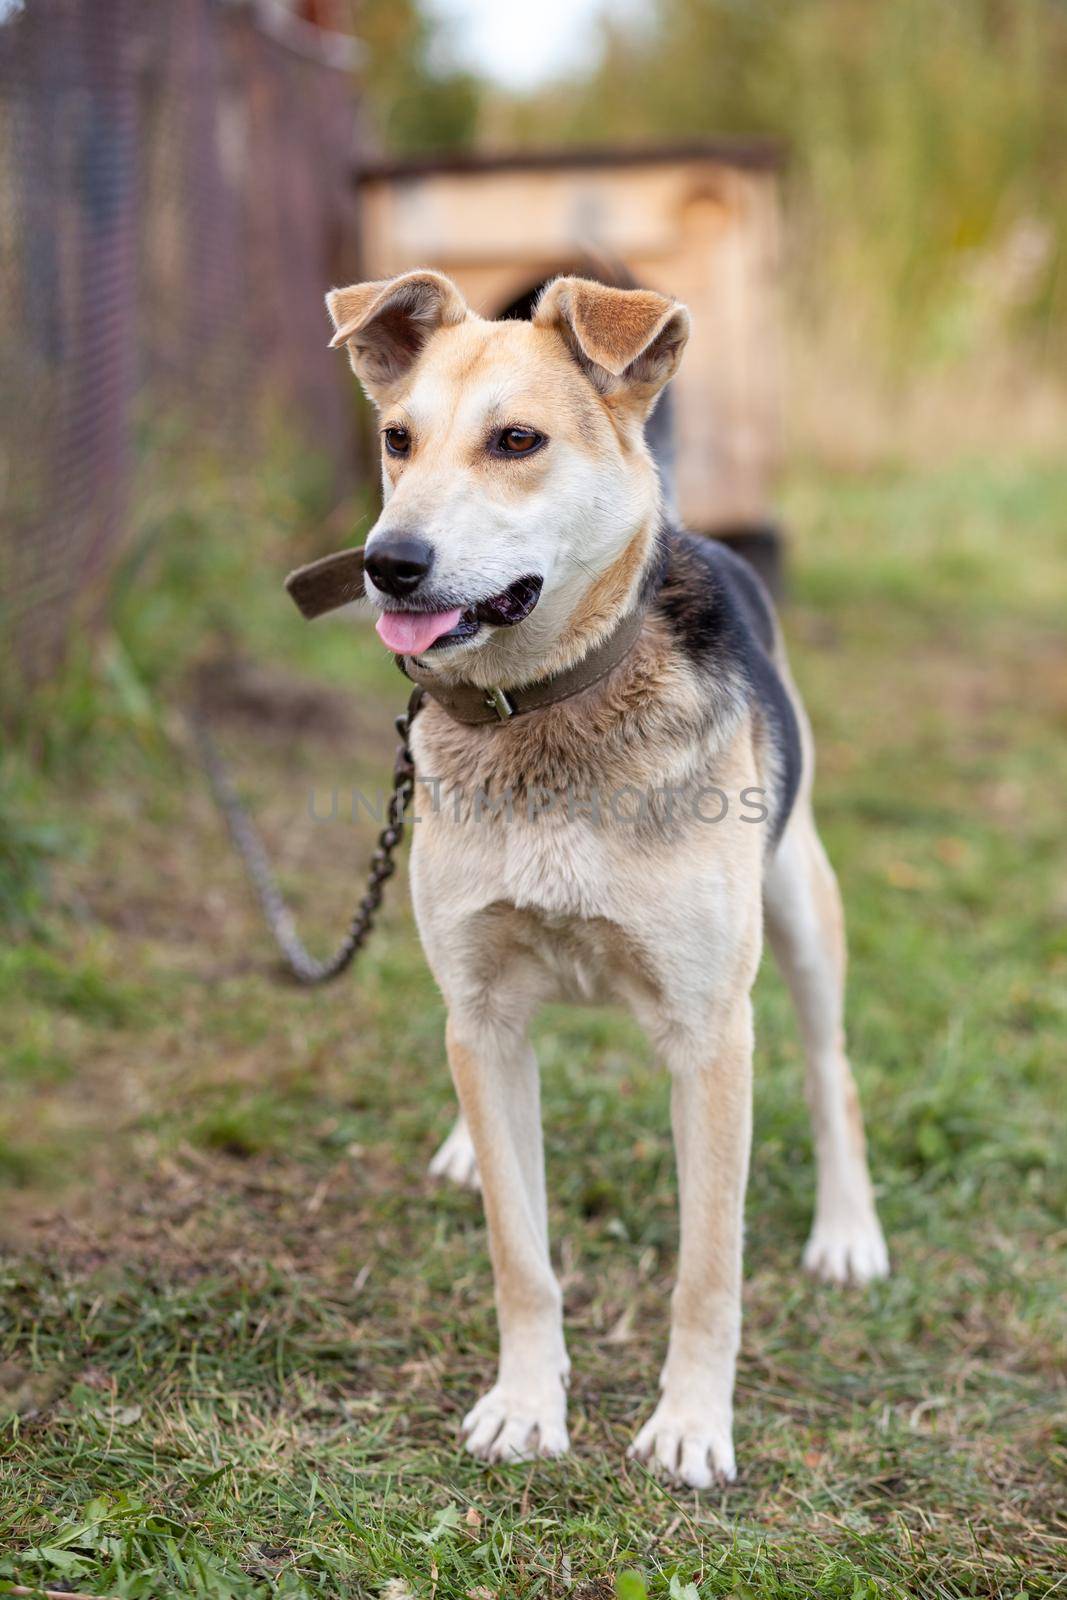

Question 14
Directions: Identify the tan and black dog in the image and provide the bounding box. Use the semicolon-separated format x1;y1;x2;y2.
324;269;888;1487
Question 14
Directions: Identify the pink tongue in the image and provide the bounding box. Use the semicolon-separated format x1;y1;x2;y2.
375;608;463;655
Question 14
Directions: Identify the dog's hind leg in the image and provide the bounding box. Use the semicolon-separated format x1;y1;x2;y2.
763;804;889;1284
445;1011;569;1462
427;1111;481;1190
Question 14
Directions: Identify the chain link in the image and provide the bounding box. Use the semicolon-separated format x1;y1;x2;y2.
189;687;424;985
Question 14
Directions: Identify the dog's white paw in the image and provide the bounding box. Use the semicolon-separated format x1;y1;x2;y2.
803;1208;889;1285
461;1383;569;1463
628;1402;736;1489
428;1117;481;1190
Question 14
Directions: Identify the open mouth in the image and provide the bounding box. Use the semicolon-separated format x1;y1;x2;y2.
375;574;543;656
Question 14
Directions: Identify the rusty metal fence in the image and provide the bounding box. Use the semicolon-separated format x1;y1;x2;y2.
0;0;361;685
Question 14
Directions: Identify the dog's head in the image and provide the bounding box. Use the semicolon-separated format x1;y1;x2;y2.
327;269;689;685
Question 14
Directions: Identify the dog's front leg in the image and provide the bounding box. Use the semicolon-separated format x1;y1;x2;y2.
629;998;753;1488
446;1013;570;1462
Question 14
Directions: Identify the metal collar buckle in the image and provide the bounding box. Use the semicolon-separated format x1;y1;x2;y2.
485;686;515;720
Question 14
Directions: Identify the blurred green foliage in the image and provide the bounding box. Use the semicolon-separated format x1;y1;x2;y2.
357;0;481;152
485;0;1067;366
0;432;388;935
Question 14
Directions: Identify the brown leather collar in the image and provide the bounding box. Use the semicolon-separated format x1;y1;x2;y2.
284;544;647;725
398;603;646;724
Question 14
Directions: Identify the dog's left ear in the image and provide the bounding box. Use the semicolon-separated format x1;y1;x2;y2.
533;277;690;408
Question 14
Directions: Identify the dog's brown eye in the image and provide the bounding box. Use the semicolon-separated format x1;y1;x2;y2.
383;426;411;458
492;426;545;458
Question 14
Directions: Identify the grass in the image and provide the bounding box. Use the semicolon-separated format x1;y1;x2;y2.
1;454;1065;1597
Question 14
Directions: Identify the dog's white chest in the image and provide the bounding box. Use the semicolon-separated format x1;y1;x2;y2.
412;805;670;1009
421;808;617;921
509;813;619;916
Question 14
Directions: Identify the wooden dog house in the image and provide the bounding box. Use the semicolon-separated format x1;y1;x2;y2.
355;141;784;537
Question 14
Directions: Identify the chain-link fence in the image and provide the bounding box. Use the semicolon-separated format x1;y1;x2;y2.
0;0;361;685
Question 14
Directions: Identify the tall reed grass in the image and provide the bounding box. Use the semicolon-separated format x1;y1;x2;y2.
489;0;1067;458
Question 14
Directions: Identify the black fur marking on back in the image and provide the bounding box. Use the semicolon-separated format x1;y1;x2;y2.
656;528;801;843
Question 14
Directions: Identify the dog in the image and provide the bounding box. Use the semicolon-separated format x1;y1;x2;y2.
324;268;889;1487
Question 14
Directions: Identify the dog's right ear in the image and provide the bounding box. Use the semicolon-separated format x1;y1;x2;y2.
326;269;469;403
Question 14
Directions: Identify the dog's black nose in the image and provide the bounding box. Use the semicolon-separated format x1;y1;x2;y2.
364;535;435;598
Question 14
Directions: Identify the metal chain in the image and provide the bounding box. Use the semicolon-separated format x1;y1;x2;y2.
189;687;424;985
